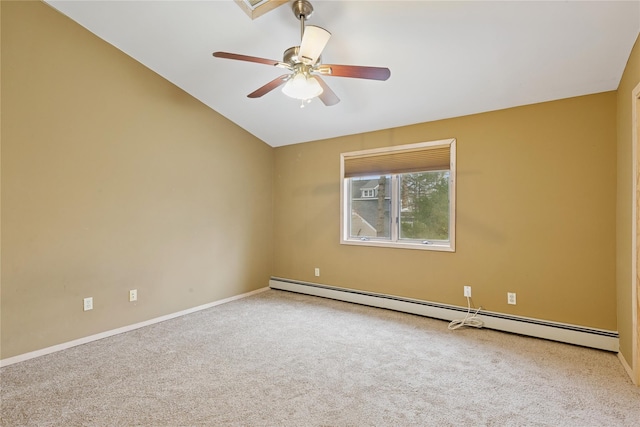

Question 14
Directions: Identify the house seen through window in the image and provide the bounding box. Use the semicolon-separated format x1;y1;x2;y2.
340;139;456;252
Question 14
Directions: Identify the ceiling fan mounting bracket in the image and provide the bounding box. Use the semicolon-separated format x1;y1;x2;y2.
291;0;314;21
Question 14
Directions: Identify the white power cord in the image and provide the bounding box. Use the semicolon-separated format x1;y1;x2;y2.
448;296;484;330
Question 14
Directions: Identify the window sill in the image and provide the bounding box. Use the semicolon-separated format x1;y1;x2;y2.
340;238;455;252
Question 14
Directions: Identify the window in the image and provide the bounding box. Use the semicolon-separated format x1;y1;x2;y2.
340;139;456;252
362;188;376;198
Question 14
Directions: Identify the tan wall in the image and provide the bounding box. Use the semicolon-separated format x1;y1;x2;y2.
0;1;273;359
1;0;629;363
274;93;617;330
616;34;640;367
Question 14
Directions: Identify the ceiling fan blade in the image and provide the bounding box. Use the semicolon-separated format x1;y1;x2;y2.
298;26;331;65
247;75;290;98
316;64;391;81
315;76;340;106
213;51;281;67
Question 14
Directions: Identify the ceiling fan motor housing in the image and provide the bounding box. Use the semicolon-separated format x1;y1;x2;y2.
283;46;301;64
283;46;321;66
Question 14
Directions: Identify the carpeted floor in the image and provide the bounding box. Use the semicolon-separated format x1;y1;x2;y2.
1;289;639;426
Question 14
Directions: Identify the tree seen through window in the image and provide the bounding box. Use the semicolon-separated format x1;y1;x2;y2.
399;171;449;241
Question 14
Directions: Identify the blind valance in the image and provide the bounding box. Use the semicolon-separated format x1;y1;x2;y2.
343;142;452;178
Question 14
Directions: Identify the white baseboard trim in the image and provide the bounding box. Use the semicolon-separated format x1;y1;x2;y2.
0;287;269;368
270;278;619;352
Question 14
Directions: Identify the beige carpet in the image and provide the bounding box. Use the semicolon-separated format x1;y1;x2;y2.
1;289;639;426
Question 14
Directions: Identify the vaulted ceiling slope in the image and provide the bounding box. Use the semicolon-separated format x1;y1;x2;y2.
45;1;640;147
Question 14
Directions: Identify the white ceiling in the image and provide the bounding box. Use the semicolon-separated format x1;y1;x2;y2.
45;0;639;147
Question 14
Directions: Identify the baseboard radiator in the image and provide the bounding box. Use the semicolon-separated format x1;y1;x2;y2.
270;277;619;352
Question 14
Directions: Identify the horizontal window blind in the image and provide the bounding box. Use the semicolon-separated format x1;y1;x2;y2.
344;145;450;178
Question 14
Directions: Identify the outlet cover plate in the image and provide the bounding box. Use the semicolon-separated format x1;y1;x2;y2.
83;297;93;311
507;292;517;305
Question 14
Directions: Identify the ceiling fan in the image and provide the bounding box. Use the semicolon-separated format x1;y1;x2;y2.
213;0;391;107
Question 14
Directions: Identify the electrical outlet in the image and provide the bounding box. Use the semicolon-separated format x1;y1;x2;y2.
314;268;320;277
83;297;93;311
507;292;517;305
463;286;472;297
129;289;137;302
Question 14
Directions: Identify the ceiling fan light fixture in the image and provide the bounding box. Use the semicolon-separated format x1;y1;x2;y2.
281;72;323;100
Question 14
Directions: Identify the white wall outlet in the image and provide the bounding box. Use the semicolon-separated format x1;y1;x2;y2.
314;268;320;277
507;292;517;305
83;297;93;311
463;286;472;297
129;289;137;302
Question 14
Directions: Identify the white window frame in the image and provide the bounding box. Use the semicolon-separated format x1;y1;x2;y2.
340;139;456;252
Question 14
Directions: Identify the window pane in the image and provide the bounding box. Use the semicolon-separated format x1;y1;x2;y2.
399;171;449;241
349;175;391;240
